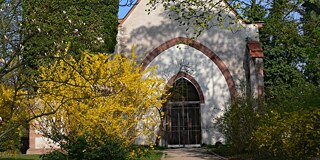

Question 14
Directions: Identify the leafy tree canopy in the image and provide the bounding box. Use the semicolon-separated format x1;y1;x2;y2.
22;0;119;70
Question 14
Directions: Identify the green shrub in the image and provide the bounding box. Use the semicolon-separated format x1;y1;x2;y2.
217;97;259;154
41;135;134;160
253;108;320;159
41;151;67;160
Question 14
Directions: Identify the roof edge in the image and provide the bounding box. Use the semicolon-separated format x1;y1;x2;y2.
119;0;256;28
222;0;249;25
119;0;142;27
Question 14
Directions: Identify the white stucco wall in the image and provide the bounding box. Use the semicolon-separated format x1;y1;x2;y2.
145;44;231;145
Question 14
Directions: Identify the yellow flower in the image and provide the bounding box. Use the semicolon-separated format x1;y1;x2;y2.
32;49;167;148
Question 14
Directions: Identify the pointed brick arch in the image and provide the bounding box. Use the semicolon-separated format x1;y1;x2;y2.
166;72;205;104
141;37;236;99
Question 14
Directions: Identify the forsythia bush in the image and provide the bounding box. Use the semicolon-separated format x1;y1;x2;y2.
253;108;320;159
35;47;166;159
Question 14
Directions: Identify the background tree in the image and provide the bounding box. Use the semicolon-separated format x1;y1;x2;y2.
0;0;23;79
0;0;120;152
0;0;30;153
301;1;320;86
22;0;119;71
216;0;320;158
216;0;320;108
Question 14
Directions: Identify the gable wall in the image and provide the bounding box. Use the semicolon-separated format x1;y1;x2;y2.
117;0;260;92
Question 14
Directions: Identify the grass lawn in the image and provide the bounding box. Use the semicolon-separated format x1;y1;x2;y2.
141;151;163;160
0;151;162;160
0;154;40;160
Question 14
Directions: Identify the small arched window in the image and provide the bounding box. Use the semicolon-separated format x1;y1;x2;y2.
168;78;200;102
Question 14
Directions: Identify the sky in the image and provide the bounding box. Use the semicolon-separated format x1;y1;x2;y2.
118;2;135;19
118;6;132;19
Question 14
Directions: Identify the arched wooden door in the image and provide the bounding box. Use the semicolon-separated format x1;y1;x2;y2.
166;78;201;147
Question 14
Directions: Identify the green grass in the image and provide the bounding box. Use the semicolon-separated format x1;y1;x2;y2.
0;152;163;160
0;154;40;160
141;151;163;160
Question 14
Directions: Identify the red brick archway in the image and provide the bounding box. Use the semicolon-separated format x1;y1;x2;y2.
141;37;236;99
166;72;205;104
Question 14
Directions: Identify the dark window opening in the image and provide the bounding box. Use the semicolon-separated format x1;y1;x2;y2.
166;78;201;146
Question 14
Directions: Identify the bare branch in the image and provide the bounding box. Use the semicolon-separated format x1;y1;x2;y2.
119;0;137;7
